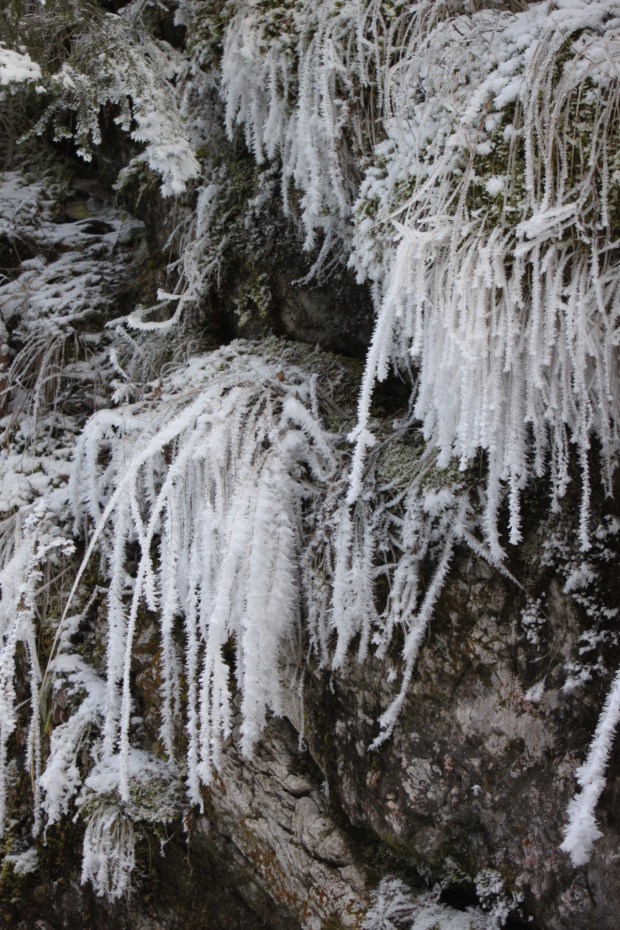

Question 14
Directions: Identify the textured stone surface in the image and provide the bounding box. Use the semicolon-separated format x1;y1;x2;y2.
297;514;620;929
3;507;619;929
197;715;370;930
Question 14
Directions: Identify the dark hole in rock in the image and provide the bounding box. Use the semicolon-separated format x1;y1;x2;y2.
439;881;478;911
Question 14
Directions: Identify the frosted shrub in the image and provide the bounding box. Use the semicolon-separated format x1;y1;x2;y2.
214;0;620;549
67;341;335;802
347;0;620;857
350;0;620;557
80;804;135;900
51;352;487;892
1;2;199;195
0;502;74;836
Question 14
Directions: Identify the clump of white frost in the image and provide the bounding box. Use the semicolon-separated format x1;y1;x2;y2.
520;599;546;646
80;804;135;900
0;46;42;85
40;655;106;828
67;341;335;802
362;875;509;930
73;746;181;897
3;846;39;876
524;680;545;704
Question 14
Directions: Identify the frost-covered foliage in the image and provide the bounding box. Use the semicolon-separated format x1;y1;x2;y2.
215;0;620;548
362;874;518;929
561;666;620;865
0;170;162;893
1;0;620;899
350;0;620;562
220;0;367;262
1;1;199;195
67;341;335;801
0;171;142;478
38;12;200;195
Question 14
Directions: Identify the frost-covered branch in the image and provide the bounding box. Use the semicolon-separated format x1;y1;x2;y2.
68;342;335;801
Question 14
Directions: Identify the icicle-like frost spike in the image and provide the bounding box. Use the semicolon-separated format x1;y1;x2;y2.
561;667;620;866
369;492;467;751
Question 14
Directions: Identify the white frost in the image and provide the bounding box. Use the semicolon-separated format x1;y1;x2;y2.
0;46;42;85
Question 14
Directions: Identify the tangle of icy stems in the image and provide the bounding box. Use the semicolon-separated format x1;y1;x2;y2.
123;168;231;333
218;0;446;259
0;502;74;837
302;433;477;748
80;804;135;901
350;0;620;558
68;343;335;805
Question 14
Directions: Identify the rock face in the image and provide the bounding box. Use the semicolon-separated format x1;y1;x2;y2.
301;540;620;930
5;492;619;930
195;713;370;930
186;489;620;930
1;83;619;930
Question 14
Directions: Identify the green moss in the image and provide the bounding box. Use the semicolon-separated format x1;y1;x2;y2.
236;271;273;325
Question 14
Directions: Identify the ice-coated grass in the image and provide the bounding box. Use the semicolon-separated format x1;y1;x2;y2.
1;0;620;897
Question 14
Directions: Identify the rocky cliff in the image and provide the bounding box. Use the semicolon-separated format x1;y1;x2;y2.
1;2;620;928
